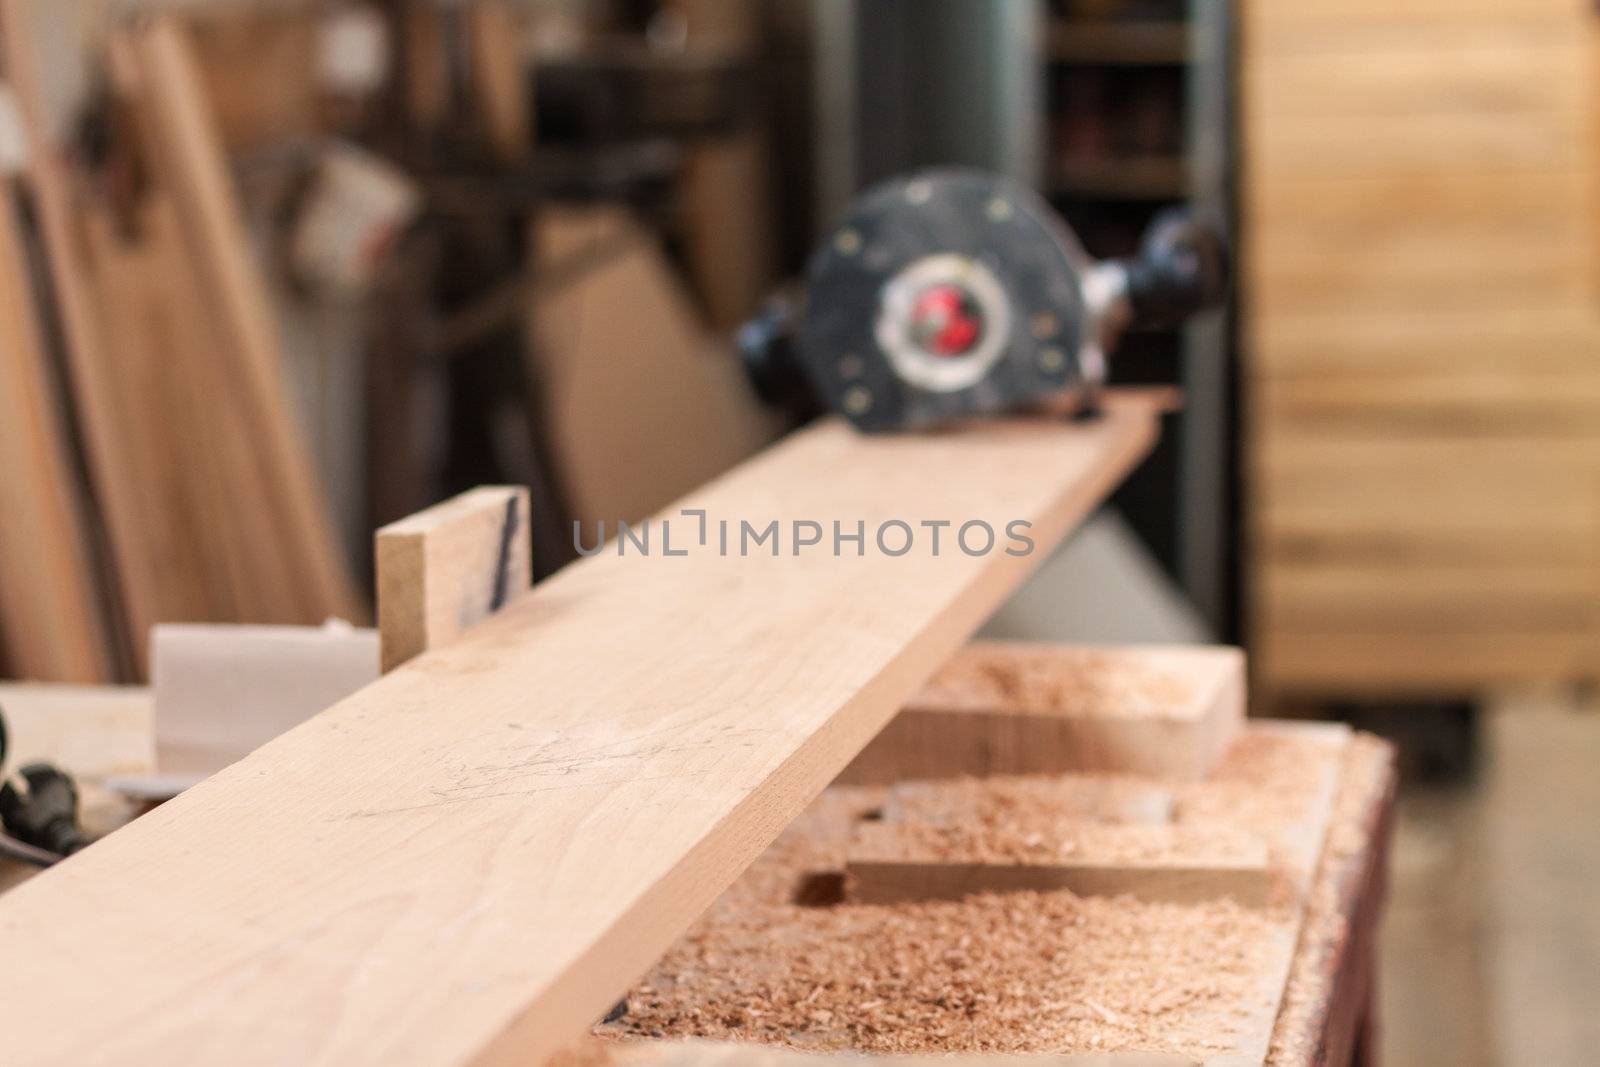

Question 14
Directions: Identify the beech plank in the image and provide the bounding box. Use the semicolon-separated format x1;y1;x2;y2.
846;821;1274;908
0;401;1158;1067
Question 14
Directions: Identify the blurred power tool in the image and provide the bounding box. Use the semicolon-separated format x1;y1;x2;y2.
740;168;1227;432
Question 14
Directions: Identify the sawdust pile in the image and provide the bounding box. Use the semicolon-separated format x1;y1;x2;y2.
599;730;1393;1061
605;889;1290;1057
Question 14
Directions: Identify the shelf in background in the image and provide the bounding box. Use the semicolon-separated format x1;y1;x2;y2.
1048;19;1191;65
1049;155;1188;200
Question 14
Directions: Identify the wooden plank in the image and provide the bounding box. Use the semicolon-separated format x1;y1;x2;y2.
187;6;319;152
121;16;361;624
1247;307;1600;380
527;208;778;527
78;197;262;631
1224;723;1353;1066
376;486;532;673
593;1038;1200;1067
846;820;1273;908
1244;40;1589;118
466;1;532;162
1254;564;1600;635
0;683;154;784
1251;436;1600;548
1252;372;1600;433
850;769;1229;907
1249;109;1589;178
1248;171;1592;240
882;776;1176;827
0;0;167;671
839;644;1243;785
0;181;113;682
1264;738;1396;1067
1246;237;1592;315
0;399;1160;1067
1243;3;1587;42
1256;630;1599;696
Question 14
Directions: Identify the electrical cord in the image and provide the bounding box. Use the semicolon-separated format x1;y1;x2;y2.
0;702;82;868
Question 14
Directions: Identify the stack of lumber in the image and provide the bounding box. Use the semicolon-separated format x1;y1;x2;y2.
1242;0;1600;696
0;6;359;680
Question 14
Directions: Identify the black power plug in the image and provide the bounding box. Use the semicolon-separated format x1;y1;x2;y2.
1;764;88;858
0;702;89;866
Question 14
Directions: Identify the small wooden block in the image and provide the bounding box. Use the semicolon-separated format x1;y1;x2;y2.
882;776;1176;827
376;485;531;672
838;643;1245;784
845;820;1273;908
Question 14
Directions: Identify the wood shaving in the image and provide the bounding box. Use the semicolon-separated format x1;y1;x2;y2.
603;888;1292;1057
598;730;1387;1062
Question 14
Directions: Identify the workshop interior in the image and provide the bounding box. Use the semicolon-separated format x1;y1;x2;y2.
0;1;1591;1065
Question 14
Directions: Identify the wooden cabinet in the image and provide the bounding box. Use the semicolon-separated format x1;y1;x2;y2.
1242;0;1600;697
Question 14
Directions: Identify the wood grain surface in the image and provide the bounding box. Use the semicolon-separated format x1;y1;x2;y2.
0;400;1157;1067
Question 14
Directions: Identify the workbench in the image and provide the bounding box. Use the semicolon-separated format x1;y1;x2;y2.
0;678;1394;1066
0;395;1395;1065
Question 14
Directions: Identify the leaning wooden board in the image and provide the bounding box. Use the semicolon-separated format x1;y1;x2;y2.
0;399;1158;1066
0;177;113;682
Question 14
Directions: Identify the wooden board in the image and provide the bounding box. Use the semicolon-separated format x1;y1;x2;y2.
839;644;1243;784
0;0;163;672
121;16;361;624
187;6;319;152
846;820;1273;908
527;208;780;527
466;2;532;162
1242;0;1600;701
0;181;113;682
597;1041;1201;1067
0;399;1160;1067
1223;723;1353;1067
377;486;532;673
1247;306;1600;380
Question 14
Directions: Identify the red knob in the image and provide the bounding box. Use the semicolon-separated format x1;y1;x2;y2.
910;283;983;357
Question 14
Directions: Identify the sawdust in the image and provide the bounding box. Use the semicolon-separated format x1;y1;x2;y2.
603;889;1292;1057
919;649;1198;719
850;818;1266;868
600;730;1380;1061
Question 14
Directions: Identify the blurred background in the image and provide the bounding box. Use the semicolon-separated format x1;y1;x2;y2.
0;0;1596;1063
